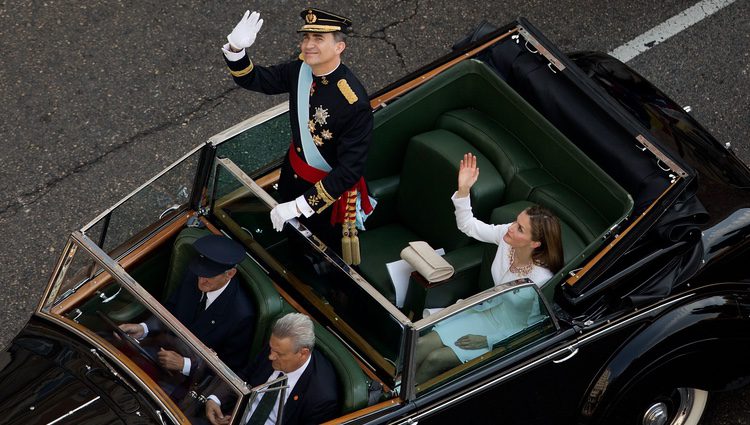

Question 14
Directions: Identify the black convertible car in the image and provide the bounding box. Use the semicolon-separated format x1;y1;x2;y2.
2;18;749;425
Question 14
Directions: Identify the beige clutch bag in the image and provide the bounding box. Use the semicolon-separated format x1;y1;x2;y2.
400;241;455;283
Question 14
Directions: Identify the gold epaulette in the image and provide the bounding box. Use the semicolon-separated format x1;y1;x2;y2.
337;79;358;104
230;61;254;77
308;181;337;213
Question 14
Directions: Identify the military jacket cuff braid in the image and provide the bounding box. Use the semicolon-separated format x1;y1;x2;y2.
223;49;254;78
306;181;337;213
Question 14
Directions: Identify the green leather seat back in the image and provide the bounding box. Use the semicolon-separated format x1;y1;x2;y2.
163;227;205;301
397;130;505;251
312;321;370;415
358;130;505;302
235;259;286;358
437;108;540;195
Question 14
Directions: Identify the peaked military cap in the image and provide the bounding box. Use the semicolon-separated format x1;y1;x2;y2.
298;8;352;34
189;235;245;277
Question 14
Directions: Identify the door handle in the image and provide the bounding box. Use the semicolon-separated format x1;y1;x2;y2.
552;346;579;364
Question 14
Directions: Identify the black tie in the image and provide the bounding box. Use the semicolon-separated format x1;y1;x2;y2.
196;292;207;317
246;373;285;425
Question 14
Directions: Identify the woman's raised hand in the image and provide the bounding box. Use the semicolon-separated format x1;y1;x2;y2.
456;153;479;198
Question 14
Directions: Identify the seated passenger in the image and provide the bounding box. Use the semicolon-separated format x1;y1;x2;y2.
120;234;255;374
414;153;563;382
204;313;339;425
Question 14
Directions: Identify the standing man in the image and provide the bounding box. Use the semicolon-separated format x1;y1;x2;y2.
120;234;255;374
204;313;339;425
222;8;374;264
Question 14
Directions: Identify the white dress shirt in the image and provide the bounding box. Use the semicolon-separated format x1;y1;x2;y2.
209;354;312;425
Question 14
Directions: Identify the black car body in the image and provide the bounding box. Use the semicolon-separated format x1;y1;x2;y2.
1;18;749;425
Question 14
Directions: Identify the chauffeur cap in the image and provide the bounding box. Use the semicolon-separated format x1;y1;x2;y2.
189;235;246;278
297;8;352;34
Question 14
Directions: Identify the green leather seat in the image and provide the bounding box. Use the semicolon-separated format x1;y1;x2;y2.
358;130;505;303
312;321;371;415
363;59;633;307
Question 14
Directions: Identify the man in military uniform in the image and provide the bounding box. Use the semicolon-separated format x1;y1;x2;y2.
221;8;373;263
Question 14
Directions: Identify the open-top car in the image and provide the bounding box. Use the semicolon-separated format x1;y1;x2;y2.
3;18;750;425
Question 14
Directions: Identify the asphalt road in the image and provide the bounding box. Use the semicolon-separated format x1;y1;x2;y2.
1;0;748;423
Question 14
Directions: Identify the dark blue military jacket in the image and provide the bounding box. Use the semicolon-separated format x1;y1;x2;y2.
224;54;373;219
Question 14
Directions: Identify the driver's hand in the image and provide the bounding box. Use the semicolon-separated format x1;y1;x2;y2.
118;323;145;340
206;400;231;425
157;348;185;371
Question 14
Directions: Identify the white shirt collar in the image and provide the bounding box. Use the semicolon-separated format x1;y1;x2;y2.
203;278;231;309
280;353;312;394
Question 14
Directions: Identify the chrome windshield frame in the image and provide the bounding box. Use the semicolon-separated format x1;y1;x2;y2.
40;230;251;396
214;157;412;327
412;279;560;332
208;102;290;147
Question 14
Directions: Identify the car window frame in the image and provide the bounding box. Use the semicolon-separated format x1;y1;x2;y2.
407;279;561;395
38;230;253;422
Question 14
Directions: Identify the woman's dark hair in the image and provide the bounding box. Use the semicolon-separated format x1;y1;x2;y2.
525;205;564;274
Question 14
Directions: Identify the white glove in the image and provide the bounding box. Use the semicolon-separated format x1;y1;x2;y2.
227;10;264;51
270;201;301;231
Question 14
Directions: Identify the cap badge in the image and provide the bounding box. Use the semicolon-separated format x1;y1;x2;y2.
305;11;317;24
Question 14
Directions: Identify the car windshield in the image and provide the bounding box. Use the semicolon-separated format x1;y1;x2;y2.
210;156;410;383
40;234;248;423
38;146;250;423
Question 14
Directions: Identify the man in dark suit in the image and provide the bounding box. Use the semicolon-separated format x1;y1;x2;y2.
120;234;255;375
205;313;339;425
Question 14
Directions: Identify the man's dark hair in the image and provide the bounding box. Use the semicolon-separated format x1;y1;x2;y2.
333;31;346;43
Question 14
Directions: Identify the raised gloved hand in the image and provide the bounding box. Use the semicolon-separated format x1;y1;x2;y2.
270;200;301;231
227;10;264;51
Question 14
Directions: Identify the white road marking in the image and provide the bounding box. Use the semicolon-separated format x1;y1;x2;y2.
609;0;739;63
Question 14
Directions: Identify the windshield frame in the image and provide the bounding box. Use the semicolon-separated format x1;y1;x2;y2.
37;230;252;420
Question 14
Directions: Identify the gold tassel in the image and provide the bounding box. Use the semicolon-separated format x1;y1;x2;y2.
346;190;359;265
350;224;361;265
341;223;352;265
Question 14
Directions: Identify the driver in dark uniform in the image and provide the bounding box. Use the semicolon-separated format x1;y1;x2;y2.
222;8;374;264
119;234;255;374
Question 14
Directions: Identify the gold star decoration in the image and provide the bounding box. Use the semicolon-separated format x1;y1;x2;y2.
308;194;321;206
308;119;316;133
313;106;330;125
321;129;333;140
313;134;324;146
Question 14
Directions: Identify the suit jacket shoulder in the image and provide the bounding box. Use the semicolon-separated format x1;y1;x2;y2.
284;350;339;425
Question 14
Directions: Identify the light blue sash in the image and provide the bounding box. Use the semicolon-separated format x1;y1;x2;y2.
296;62;332;172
